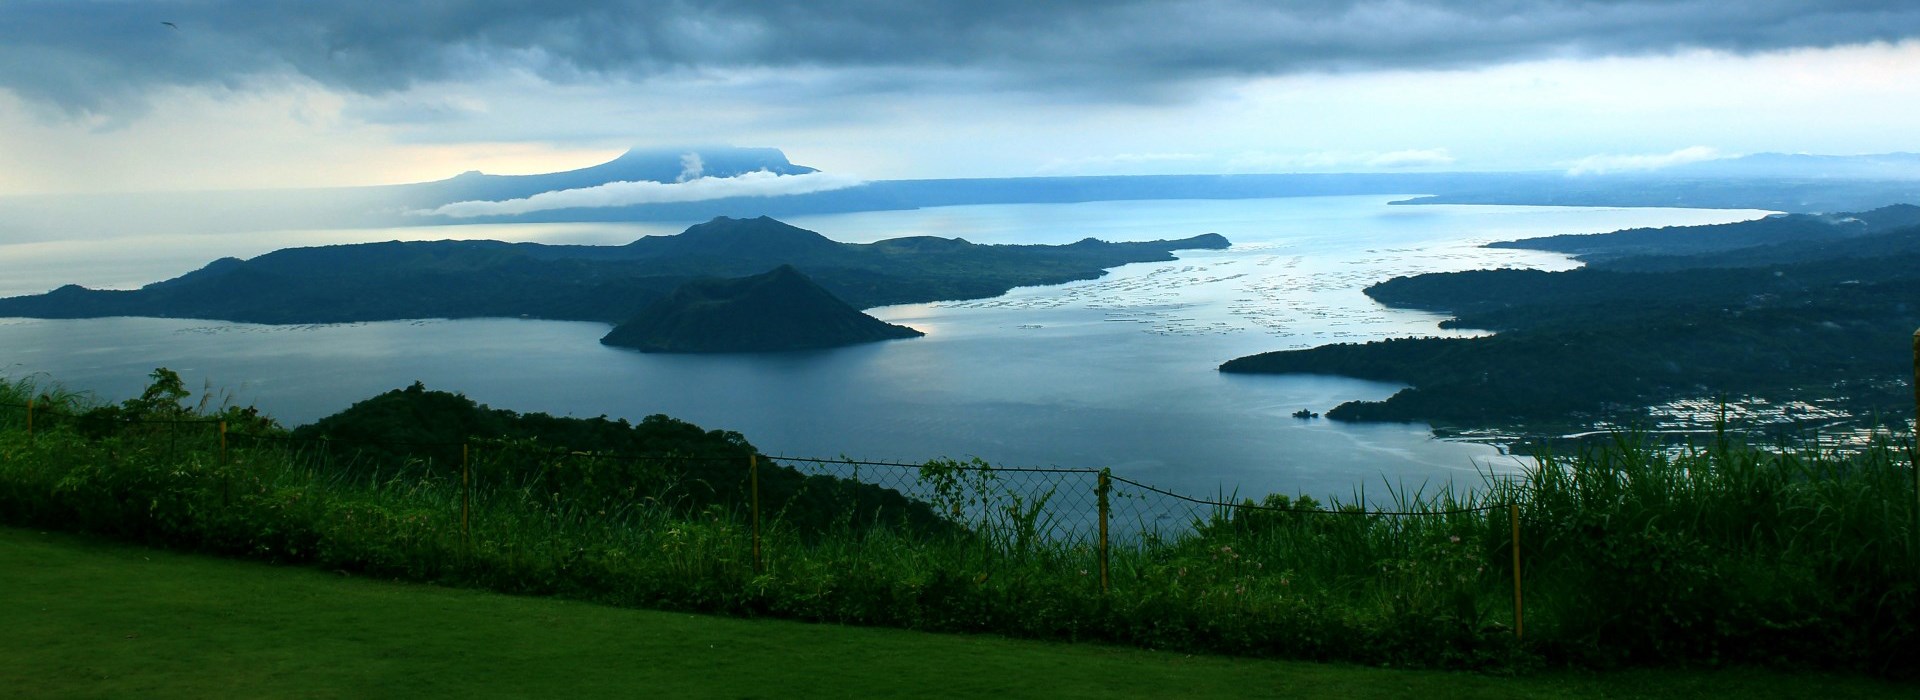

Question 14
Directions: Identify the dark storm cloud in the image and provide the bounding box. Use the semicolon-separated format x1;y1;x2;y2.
5;1;1918;114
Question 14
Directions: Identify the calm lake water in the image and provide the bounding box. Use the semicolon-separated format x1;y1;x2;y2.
0;196;1768;500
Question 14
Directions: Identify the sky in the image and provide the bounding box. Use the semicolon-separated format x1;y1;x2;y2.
3;1;1920;195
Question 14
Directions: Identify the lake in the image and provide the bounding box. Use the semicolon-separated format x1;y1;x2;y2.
0;196;1768;501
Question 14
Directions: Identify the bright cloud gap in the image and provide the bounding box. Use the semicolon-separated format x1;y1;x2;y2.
416;170;867;218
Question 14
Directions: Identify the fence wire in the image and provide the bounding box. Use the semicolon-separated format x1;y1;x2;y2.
0;399;1531;614
780;456;1104;548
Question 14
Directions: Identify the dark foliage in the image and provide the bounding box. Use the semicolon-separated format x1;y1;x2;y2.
290;382;947;537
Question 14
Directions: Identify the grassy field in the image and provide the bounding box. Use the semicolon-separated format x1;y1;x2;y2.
3;527;1911;699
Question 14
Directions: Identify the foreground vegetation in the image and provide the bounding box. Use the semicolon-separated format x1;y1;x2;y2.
1;372;1915;677
12;528;1918;699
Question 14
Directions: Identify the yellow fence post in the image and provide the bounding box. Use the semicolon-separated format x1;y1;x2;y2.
462;443;472;549
750;454;763;574
1097;468;1111;595
1510;502;1524;640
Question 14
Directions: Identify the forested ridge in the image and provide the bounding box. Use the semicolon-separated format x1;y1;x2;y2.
292;381;947;536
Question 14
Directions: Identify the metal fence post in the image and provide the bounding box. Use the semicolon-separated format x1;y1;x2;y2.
750;454;763;573
1510;502;1524;639
25;397;33;440
219;421;228;464
1097;468;1111;594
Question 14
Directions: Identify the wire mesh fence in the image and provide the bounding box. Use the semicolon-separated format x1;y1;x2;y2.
0;399;1533;633
12;344;1920;671
780;457;1104;544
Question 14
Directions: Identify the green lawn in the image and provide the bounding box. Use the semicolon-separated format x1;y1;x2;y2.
1;527;1908;699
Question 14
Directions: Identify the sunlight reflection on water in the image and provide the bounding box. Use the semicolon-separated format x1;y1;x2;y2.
0;196;1768;501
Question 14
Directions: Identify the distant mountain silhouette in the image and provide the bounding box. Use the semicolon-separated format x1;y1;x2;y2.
10;146;1919;255
622;215;845;263
601;265;923;353
399;146;816;207
0;215;1231;325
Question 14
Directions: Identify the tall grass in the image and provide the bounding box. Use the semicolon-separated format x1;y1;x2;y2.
1499;434;1919;669
0;375;1913;674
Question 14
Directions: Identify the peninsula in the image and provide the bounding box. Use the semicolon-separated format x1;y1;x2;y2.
0;216;1230;329
1220;204;1920;433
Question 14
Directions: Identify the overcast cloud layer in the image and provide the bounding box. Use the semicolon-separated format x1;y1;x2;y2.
7;1;1920;115
3;1;1919;194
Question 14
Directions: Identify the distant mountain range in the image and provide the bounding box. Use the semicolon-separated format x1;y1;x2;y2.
393;146;816;208
6;148;1918;247
374;149;1920;217
401;149;1919;222
601;265;923;353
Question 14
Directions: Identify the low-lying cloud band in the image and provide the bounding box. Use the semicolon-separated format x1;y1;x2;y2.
416;170;867;218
